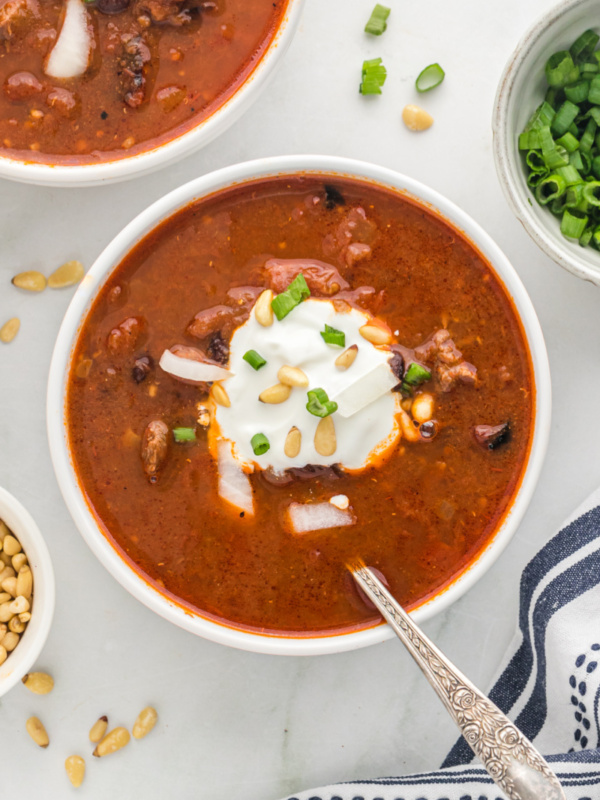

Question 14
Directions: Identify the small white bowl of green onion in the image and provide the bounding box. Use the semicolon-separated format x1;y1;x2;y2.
493;0;600;284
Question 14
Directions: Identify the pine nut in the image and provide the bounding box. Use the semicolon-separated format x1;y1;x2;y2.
259;383;291;404
0;565;15;582
0;520;8;539
397;408;420;442
48;260;85;289
0;552;11;565
11;270;47;292
8;595;29;614
89;715;108;743
12;552;27;571
8;616;25;634
16;565;32;599
93;726;131;757
3;535;21;556
411;393;434;424
65;755;86;788
254;289;274;327
19;611;31;622
195;403;210;428
1;577;17;596
402;104;434;132
0;623;6;643
330;494;349;510
335;345;358;370
22;671;54;694
400;397;413;412
132;706;158;739
0;645;6;665
284;426;302;458
3;630;19;650
314;416;336;456
211;382;230;408
277;365;309;387
26;717;49;748
0;593;10;604
0;602;14;622
359;324;392;345
0;317;20;343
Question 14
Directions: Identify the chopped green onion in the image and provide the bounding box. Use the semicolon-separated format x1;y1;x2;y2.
583;181;600;206
539;126;569;168
545;51;580;88
251;433;270;456
360;57;387;95
555;131;580;152
415;63;445;93
570;29;600;62
589;74;600;104
555;164;581;185
527;171;548;188
519;131;542;150
400;362;432;394
535;174;567;205
592;154;600;178
561;208;589;238
271;273;310;321
580;118;597;151
243;349;267;370
580;227;594;246
320;324;345;347
306;388;338;418
565;80;590;103
173;427;196;443
523;101;555;132
526;150;547;172
551;100;580;136
364;3;390;36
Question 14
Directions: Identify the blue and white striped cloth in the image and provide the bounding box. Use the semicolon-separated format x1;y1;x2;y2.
283;489;600;800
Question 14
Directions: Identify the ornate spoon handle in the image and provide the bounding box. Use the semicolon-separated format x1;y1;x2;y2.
351;566;565;800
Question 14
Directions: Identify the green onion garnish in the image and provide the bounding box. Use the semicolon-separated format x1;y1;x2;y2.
251;433;270;456
173;427;196;443
364;4;390;36
400;362;432;395
306;388;338;418
561;208;589;238
360;57;387;95
320;324;345;347
415;63;445;93
243;349;267;370
271;273;310;321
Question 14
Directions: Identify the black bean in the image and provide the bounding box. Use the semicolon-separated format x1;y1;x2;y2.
388;352;405;391
324;184;346;209
207;332;229;364
420;421;437;439
96;0;130;13
132;354;153;384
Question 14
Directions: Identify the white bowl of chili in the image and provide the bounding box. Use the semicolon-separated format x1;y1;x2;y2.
493;0;600;284
47;155;551;656
0;486;55;698
0;0;304;187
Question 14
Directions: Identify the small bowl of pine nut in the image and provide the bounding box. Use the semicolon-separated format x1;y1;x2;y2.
0;486;55;698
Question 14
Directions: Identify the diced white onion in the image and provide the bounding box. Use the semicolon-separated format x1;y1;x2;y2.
45;0;93;79
288;502;355;534
332;362;398;418
217;439;254;516
159;349;231;383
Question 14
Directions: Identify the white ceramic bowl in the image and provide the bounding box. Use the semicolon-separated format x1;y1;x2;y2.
493;0;600;284
0;0;304;188
47;155;552;656
0;487;55;697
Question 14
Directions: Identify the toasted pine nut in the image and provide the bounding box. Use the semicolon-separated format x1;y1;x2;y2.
0;592;10;604
18;611;31;622
0;317;20;343
89;715;108;743
2;577;17;596
48;260;85;289
284;426;301;458
0;552;11;566
254;289;274;327
8;616;25;634
397;408;420;442
359;324;392;346
65;755;86;788
3;630;19;650
259;383;291;404
400;397;413;412
132;706;158;739
26;717;49;748
12;552;27;572
22;671;54;694
8;596;29;615
329;494;349;510
3;535;21;557
402;104;434;132
411;393;434;424
11;270;47;292
335;345;358;370
314;416;336;456
16;565;32;599
0;565;14;582
195;403;210;428
0;623;6;643
0;602;14;622
211;382;230;408
0;645;6;665
277;365;309;387
0;520;9;539
93;726;131;757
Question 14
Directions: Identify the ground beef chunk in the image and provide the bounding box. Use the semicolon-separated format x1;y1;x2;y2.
132;0;197;25
207;332;229;364
437;361;477;392
414;328;478;392
0;0;39;41
3;70;43;100
118;35;151;108
141;420;168;481
263;258;349;295
473;422;511;450
107;316;146;355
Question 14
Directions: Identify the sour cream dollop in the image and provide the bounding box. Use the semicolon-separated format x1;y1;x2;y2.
213;298;401;472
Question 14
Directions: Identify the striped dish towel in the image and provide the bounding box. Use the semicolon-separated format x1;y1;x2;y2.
282;489;600;800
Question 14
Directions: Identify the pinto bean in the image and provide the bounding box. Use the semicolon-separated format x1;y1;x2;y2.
4;71;43;100
46;87;79;118
132;354;153;383
186;305;235;340
226;285;263;316
263;258;349;295
106;317;145;355
474;422;510;450
141;420;169;481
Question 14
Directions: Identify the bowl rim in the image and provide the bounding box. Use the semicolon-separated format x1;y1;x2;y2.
0;486;55;697
0;0;305;188
46;154;552;656
492;0;600;285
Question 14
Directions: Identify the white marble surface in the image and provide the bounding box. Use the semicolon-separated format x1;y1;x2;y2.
0;0;598;797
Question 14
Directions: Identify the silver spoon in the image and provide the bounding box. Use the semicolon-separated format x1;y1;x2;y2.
351;564;565;800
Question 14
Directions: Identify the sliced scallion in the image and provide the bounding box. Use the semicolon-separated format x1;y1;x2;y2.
415;63;445;93
545;51;580;88
251;433;270;456
243;349;267;370
570;29;600;62
173;427;196;443
364;4;390;36
271;273;310;321
536;174;567;205
360;57;387;95
306;388;338;418
320;324;345;347
561;208;589;238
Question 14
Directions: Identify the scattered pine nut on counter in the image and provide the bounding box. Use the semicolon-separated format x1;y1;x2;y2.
65;755;86;788
89;715;108;743
93;726;131;757
26;716;49;748
22;671;54;695
0;521;34;663
0;317;20;343
132;706;158;740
